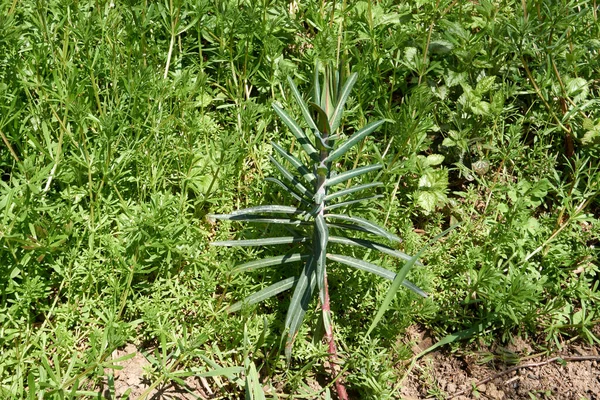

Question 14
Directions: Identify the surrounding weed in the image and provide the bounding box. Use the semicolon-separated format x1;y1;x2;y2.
0;0;598;398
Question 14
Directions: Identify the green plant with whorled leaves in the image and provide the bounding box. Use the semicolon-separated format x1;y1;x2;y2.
210;64;428;398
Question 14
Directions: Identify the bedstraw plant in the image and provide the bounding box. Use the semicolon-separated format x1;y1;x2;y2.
210;64;429;398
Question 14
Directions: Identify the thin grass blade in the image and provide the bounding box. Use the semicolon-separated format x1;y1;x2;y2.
367;224;459;335
245;361;267;400
194;366;245;378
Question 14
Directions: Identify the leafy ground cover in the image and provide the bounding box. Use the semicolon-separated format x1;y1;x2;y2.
0;0;599;398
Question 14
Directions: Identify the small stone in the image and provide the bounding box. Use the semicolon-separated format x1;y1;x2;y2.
447;383;457;393
473;159;490;175
479;384;487;393
487;383;503;399
127;375;139;386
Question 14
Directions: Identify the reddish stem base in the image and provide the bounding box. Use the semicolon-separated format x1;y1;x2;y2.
322;274;349;400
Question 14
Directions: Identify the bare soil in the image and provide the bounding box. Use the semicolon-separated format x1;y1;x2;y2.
98;328;600;399
99;344;219;400
400;325;600;400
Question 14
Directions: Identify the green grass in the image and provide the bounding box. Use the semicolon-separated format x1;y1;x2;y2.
1;0;599;398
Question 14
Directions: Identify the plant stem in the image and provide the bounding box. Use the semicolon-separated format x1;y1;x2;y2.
317;69;348;398
322;274;349;400
0;128;20;163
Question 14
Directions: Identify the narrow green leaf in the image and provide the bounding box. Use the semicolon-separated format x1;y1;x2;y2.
285;256;316;361
313;60;321;106
27;372;36;399
414;321;491;360
197;356;243;387
272;103;319;161
209;204;308;223
284;256;316;328
367;224;459;336
321;69;334;119
328;235;422;265
265;177;312;206
198;355;244;382
228;277;297;313
271;141;316;184
326;164;383;187
314;214;328;303
324;182;383;202
212;236;309;247
229;205;304;216
324;195;384;211
366;256;419;335
210;214;309;226
330;73;357;132
326;120;385;163
269;155;314;199
233;253;309;273
326;254;427;297
245;361;267;400
194;366;245;378
309;102;333;137
287;76;318;132
325;214;401;242
326;222;386;237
